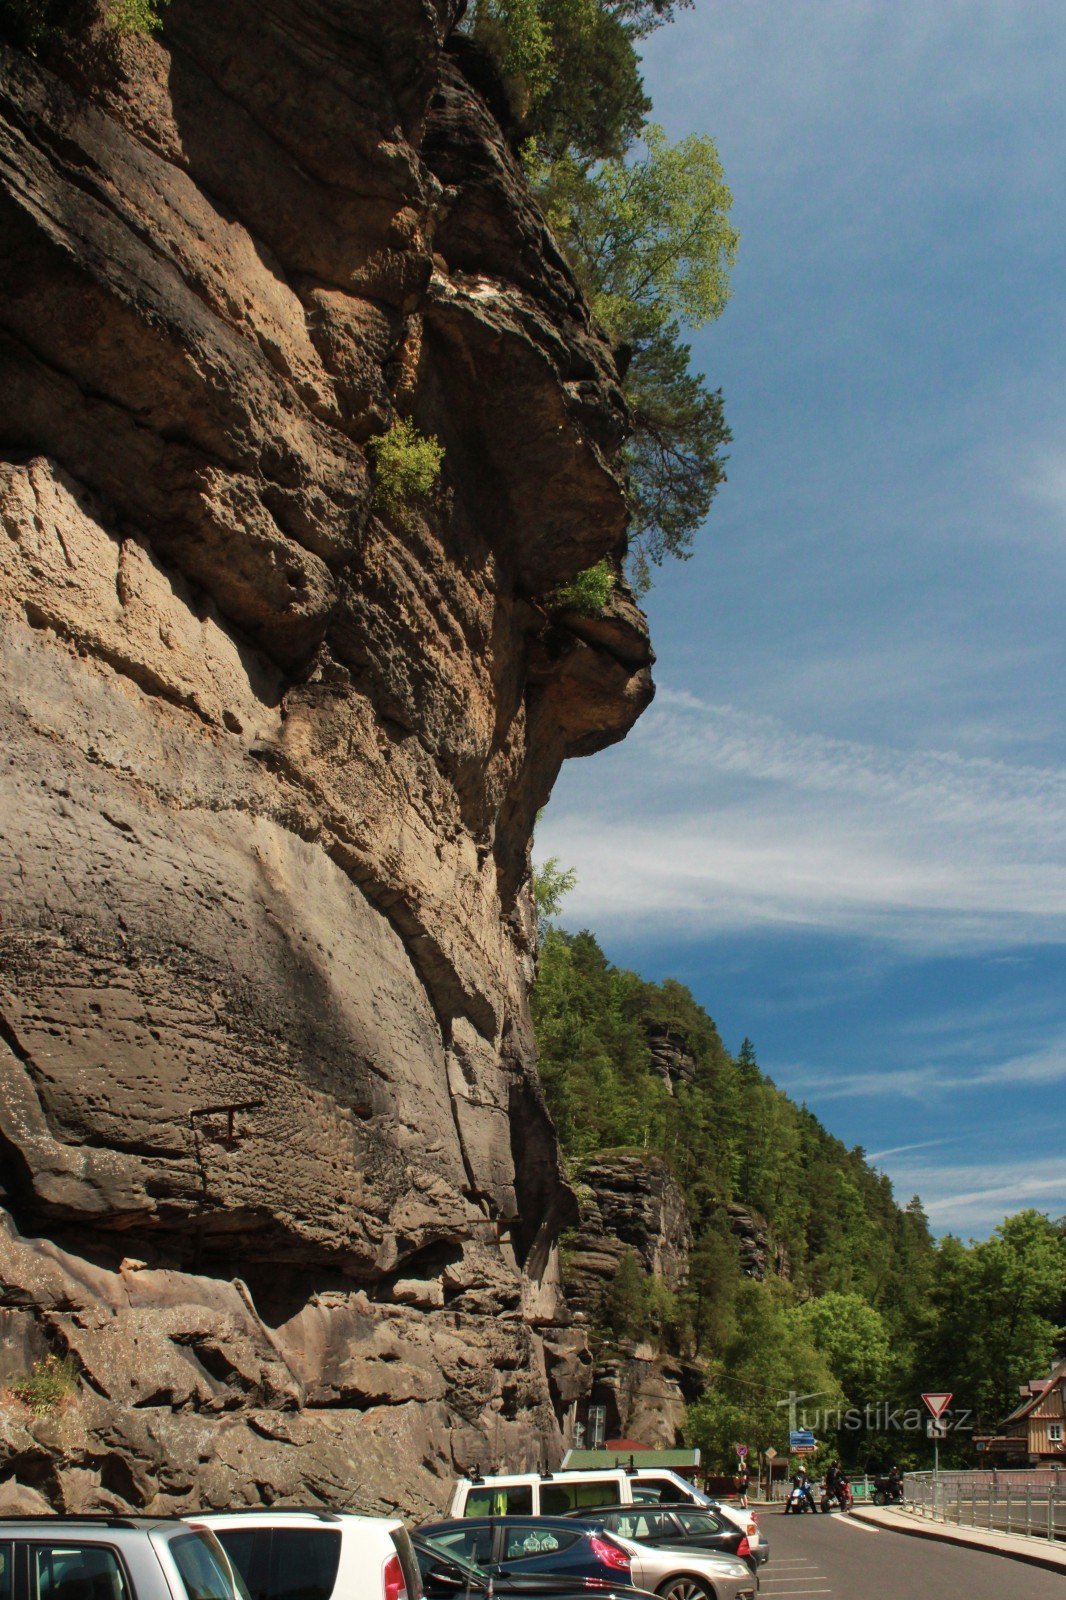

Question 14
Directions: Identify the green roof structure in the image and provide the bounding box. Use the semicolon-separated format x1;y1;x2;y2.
560;1448;701;1471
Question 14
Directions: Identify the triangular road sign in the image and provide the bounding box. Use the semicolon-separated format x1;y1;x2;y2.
922;1392;953;1419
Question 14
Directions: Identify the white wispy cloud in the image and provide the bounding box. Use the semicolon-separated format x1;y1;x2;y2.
792;1033;1066;1105
540;691;1066;950
866;1138;961;1163
880;1156;1066;1236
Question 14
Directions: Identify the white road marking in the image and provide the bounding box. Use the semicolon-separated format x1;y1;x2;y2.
828;1515;881;1534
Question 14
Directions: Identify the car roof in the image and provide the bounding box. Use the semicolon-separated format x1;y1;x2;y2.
197;1510;402;1530
0;1519;180;1533
424;1517;596;1532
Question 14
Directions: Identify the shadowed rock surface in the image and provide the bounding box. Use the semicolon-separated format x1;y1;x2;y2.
564;1154;691;1326
0;0;652;1515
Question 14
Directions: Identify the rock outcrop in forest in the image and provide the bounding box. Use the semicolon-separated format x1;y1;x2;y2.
0;0;653;1516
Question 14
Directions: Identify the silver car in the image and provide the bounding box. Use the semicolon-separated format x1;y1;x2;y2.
601;1528;756;1600
0;1517;244;1600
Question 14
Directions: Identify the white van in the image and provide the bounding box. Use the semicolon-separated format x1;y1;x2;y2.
447;1469;765;1564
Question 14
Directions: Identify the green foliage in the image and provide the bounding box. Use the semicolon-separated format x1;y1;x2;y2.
919;1210;1066;1431
463;0;672;162
685;1280;842;1468
546;124;737;340
791;1292;891;1408
532;856;578;923
368;418;444;510
623;322;730;592
684;1215;742;1356
108;0;166;33
9;1353;78;1415
540;126;736;589
462;1;732;592
549;559;614;615
0;0;79;48
608;1248;651;1340
0;0;165;49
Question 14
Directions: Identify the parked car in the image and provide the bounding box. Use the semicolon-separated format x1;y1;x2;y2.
196;1508;422;1600
420;1519;754;1600
419;1518;633;1589
564;1505;757;1573
446;1474;765;1567
414;1532;656;1598
0;1515;243;1600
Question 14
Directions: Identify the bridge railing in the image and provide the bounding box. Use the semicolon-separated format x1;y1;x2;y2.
904;1469;1066;1542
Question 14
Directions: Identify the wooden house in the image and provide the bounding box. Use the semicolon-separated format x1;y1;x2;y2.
982;1358;1066;1464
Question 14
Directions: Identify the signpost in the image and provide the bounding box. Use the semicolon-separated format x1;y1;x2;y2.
922;1392;953;1477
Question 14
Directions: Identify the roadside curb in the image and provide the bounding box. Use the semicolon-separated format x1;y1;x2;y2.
849;1505;1066;1574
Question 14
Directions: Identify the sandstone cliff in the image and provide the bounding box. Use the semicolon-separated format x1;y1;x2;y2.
0;0;653;1516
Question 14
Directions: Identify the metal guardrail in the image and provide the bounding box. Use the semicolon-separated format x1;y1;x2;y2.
905;1470;1066;1543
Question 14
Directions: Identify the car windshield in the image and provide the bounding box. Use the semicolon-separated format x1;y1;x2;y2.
415;1535;486;1586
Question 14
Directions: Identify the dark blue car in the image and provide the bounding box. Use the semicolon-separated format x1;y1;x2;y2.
420;1517;635;1588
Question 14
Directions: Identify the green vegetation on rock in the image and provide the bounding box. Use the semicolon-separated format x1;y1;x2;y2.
549;560;614;616
0;0;167;51
9;1353;78;1415
369;418;445;511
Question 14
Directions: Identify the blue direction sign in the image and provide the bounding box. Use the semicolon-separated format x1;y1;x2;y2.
789;1429;816;1449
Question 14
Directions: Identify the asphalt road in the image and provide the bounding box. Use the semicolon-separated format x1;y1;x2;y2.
760;1506;1064;1599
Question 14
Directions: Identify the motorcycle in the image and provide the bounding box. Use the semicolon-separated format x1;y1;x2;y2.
819;1477;852;1513
783;1483;817;1514
872;1475;904;1506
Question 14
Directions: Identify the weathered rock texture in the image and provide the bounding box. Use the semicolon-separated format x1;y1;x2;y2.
564;1154;690;1327
724;1203;787;1281
0;0;652;1516
562;1154;696;1449
588;1353;705;1452
644;1022;697;1094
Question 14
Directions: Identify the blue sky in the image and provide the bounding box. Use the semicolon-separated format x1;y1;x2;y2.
537;0;1066;1238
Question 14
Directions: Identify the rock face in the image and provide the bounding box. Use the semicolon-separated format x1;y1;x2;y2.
644;1022;697;1094
564;1155;690;1327
724;1203;786;1281
0;0;652;1515
588;1353;704;1453
562;1155;696;1450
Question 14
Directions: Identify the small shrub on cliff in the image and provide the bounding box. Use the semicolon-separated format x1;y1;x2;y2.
107;0;167;33
368;418;445;511
10;1353;78;1415
549;560;614;616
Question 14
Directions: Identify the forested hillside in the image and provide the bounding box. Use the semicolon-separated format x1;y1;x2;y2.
533;925;1066;1468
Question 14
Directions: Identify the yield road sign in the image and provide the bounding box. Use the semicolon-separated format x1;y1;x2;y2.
922;1392;953;1419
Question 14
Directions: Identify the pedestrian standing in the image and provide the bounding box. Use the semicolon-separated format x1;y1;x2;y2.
736;1466;750;1508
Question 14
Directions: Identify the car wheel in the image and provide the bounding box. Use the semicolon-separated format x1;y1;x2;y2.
656;1578;715;1600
